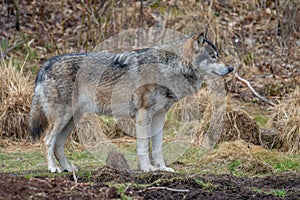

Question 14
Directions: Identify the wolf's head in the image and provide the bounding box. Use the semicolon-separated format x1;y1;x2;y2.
182;33;233;76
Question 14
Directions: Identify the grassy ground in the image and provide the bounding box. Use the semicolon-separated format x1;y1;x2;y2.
0;96;299;176
1;137;299;176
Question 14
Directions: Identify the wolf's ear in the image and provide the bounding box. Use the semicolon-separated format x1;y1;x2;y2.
193;33;205;45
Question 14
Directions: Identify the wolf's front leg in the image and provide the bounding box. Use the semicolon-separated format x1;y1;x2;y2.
136;108;154;172
151;110;174;172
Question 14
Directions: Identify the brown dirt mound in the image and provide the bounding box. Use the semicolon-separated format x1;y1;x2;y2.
270;87;300;153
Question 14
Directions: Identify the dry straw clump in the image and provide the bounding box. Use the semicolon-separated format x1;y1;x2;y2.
74;113;110;149
220;105;261;144
271;87;300;153
199;140;273;175
196;99;262;147
0;58;34;140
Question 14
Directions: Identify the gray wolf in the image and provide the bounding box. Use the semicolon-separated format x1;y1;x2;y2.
29;32;233;173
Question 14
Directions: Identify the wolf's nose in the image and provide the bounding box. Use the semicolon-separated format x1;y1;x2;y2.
227;66;234;73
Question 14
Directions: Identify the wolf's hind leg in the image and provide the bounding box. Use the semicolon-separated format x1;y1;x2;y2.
44;120;69;173
54;118;77;172
151;110;174;172
136;108;154;172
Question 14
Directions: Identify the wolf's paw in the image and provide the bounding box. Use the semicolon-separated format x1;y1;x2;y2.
157;166;175;172
140;165;156;172
48;167;62;173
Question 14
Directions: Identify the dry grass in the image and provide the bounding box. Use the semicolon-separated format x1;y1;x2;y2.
0;57;34;140
74;113;109;148
169;89;209;124
72;113;134;148
196;99;259;142
220;103;260;144
71;115;133;144
199;140;274;175
270;87;300;153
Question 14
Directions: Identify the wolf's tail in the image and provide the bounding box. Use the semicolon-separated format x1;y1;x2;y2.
28;91;47;140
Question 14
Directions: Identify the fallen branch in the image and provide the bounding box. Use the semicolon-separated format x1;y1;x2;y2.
143;186;190;193
72;161;78;184
70;162;79;191
235;73;276;107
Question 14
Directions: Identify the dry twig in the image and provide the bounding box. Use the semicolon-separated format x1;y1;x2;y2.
235;73;276;107
72;161;78;184
142;186;190;193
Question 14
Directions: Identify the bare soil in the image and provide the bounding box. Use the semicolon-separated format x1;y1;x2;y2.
1;167;299;200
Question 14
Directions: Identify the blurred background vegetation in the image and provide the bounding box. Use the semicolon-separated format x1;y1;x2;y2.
0;0;299;153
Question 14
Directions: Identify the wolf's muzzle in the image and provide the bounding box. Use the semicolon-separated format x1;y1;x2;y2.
214;65;234;76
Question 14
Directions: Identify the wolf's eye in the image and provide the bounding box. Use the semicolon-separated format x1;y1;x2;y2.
210;52;218;59
205;47;218;59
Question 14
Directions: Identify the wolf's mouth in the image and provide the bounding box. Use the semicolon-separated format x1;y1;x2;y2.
213;71;229;76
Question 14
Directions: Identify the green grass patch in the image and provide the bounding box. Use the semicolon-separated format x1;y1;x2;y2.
228;160;242;174
113;183;134;200
273;159;300;173
175;147;209;174
0;38;9;50
195;179;215;192
0;148;101;173
250;188;287;197
254;150;300;173
269;189;287;197
253;115;269;127
0;150;46;172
